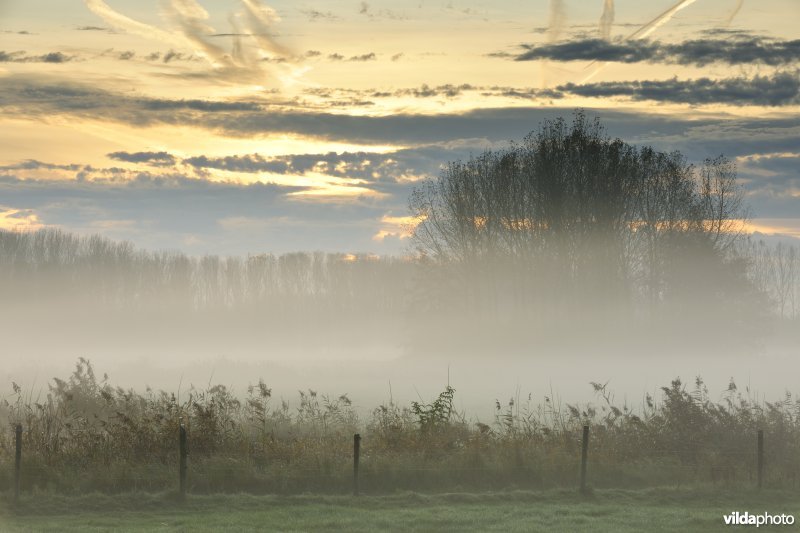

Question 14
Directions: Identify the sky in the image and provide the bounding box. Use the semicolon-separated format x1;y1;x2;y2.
0;0;798;255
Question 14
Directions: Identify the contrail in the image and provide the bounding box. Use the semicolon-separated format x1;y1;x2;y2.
240;0;289;56
600;0;615;41
228;14;246;65
628;0;700;40
84;0;179;46
83;0;293;84
582;0;700;82
723;0;744;27
541;0;567;87
548;0;567;42
166;0;234;68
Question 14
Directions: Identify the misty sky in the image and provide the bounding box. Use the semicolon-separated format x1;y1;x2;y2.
1;0;798;255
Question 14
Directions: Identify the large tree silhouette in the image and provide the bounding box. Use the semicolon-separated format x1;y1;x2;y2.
409;111;754;326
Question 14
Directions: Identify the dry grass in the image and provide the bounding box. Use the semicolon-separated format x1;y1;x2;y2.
2;360;800;495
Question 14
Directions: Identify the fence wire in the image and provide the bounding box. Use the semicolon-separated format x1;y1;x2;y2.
2;426;798;495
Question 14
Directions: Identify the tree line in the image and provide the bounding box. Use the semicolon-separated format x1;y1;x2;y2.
0;229;413;315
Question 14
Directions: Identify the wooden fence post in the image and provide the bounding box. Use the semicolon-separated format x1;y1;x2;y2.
757;429;764;489
14;424;22;505
179;420;188;501
353;433;361;496
580;425;589;494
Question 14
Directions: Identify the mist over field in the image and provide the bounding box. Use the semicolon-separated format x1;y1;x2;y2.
2;114;798;421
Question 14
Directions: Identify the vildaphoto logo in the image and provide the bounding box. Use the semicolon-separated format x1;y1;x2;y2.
723;512;795;527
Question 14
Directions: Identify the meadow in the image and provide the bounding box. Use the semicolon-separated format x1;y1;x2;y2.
2;487;798;532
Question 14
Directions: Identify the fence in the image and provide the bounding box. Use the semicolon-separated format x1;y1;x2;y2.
4;423;775;503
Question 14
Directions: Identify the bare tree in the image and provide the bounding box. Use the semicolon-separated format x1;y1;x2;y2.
409;111;754;325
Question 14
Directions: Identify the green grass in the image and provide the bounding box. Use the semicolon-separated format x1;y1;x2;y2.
1;487;798;532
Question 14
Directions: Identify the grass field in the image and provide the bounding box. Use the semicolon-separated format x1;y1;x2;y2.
1;487;798;532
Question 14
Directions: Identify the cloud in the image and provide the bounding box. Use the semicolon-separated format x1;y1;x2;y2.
357;1;404;21
348;53;376;62
0;78;266;115
162;49;199;63
300;9;339;21
513;37;800;67
0;160;84;172
393;84;475;98
305;75;800;107
307;83;490;101
324;52;377;62
372;214;423;242
4;75;800;146
107;151;177;165
0;207;44;231
0;51;76;63
76;25;108;31
557;72;800;106
737;152;800;194
181;146;452;183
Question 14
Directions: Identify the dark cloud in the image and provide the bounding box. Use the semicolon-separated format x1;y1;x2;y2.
0;51;75;63
486;51;514;59
140;98;263;112
348;53;376;62
184;154;290;174
513;37;800;67
104;48;198;63
742;154;800;177
309;77;796;107
310;84;522;101
76;26;108;31
357;1;404;20
324;52;377;62
107;151;177;165
300;9;339;21
4;75;800;148
391;84;475;98
738;154;800;196
0;160;84;172
557;72;800;107
261;56;288;64
162;49;197;63
182;146;458;183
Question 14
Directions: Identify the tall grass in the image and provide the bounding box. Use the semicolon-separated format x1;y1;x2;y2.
2;359;800;494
